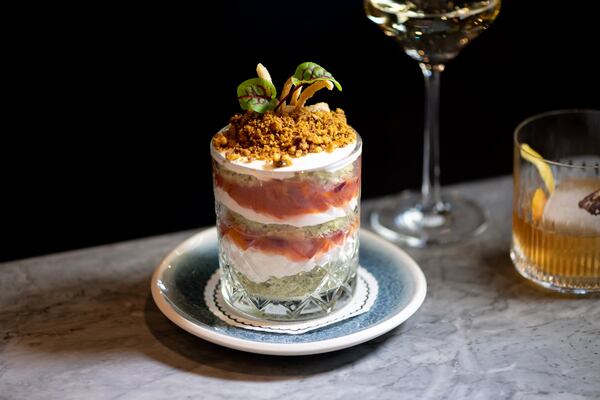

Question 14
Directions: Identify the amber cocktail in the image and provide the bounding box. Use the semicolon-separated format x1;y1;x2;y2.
511;110;600;294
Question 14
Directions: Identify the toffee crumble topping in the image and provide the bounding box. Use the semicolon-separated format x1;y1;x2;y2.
213;107;356;168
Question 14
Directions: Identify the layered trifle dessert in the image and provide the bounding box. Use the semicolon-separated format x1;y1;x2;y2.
211;63;361;320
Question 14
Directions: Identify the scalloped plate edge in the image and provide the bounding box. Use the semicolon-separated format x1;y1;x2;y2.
151;227;427;356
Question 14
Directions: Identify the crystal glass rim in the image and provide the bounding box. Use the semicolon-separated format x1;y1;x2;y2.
513;109;600;170
370;0;501;19
210;125;362;175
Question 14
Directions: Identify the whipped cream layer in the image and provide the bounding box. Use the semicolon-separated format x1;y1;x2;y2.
221;234;358;283
215;187;358;227
212;139;360;181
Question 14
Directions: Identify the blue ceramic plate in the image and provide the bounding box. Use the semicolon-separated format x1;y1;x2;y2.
151;227;426;356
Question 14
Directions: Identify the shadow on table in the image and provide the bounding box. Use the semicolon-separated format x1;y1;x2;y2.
480;248;596;299
3;272;392;383
142;295;395;381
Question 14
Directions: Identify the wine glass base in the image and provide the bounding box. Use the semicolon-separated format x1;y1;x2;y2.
370;192;487;247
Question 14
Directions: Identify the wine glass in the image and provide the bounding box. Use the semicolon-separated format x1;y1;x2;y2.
365;0;501;246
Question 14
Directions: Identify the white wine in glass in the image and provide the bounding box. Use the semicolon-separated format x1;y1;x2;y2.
365;0;500;247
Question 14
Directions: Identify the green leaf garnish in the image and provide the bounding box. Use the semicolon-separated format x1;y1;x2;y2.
291;62;342;91
237;78;278;113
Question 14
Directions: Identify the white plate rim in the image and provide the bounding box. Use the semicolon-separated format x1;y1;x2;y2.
151;227;427;356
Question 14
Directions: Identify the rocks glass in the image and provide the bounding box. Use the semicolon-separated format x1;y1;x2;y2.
511;110;600;294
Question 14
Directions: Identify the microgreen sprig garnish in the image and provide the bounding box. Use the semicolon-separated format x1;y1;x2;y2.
291;62;342;91
237;78;278;113
237;62;341;114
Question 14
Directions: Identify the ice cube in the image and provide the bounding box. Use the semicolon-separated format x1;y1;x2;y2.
542;178;600;235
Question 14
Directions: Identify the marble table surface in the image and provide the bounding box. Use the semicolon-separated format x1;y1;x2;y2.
1;176;599;400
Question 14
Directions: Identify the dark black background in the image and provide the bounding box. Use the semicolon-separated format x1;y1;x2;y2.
2;0;599;262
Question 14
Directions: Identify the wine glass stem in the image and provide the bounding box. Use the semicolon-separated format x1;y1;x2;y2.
420;63;444;211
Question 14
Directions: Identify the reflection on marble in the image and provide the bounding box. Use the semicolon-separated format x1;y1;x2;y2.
1;177;599;399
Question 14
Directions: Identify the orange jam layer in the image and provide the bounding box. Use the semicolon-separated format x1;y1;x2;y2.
220;220;358;262
214;163;360;219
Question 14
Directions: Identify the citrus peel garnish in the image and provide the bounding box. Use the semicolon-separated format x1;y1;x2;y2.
289;86;303;106
279;77;293;102
531;187;547;222
520;143;555;193
296;80;334;108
